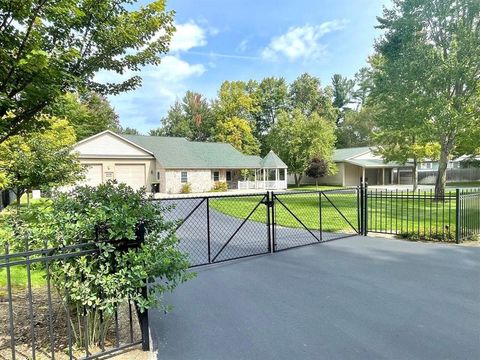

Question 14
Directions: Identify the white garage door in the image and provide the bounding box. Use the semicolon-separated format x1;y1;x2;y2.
115;164;146;190
83;164;103;186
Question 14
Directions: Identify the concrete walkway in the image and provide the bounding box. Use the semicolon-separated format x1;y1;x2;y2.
150;236;480;360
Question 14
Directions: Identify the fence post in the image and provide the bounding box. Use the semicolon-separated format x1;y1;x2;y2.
206;197;211;263
455;189;461;244
266;191;272;253
135;221;150;351
358;180;363;235
364;182;368;236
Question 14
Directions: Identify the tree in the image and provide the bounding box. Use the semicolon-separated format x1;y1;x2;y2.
246;77;289;154
305;158;329;188
157;91;214;140
374;130;440;191
331;74;355;124
268;109;336;186
336;106;376;148
49;92;120;140
289;73;336;121
373;0;480;198
121;127;141;135
0;116;82;207
0;0;175;143
214;116;260;155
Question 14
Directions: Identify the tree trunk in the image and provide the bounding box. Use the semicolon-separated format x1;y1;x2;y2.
412;158;418;192
435;144;450;199
294;173;302;187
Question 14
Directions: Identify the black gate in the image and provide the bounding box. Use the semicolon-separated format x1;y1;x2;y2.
158;188;363;265
158;193;271;267
272;188;361;251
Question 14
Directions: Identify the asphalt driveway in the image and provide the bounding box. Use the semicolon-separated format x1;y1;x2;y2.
150;236;480;360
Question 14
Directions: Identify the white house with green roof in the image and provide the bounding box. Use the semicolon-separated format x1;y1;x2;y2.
73;131;288;193
307;147;414;186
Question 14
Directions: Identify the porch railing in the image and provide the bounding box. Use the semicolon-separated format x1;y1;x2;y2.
238;180;287;190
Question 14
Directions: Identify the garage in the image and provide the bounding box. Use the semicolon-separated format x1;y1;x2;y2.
83;164;103;186
114;164;146;190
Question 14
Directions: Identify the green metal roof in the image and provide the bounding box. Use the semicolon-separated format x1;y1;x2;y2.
261;150;287;168
122;134;282;169
333;147;371;161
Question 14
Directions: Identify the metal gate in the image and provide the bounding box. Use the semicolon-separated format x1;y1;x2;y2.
158;188;363;266
272;188;361;251
158;193;271;267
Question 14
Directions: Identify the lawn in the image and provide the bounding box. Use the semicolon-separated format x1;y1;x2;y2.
447;181;480;188
209;189;459;240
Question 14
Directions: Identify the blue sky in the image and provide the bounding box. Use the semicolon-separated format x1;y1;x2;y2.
102;0;390;133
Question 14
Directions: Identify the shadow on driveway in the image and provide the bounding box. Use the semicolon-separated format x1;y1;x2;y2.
150;236;480;360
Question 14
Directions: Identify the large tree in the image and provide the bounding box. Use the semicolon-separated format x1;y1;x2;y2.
49;92;120;140
0;0;175;143
336;106;377;148
331;74;355;124
289;73;336;121
154;91;214;141
373;0;480;198
246;77;289;154
268;109;336;186
0;116;82;207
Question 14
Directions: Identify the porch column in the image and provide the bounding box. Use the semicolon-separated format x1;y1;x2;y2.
362;167;365;184
263;169;266;189
382;168;385;185
254;169;257;189
275;169;279;189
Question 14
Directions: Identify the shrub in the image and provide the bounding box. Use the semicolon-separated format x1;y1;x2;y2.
180;183;191;194
8;181;194;348
211;181;228;192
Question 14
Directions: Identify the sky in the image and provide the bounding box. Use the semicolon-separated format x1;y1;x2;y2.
100;0;391;133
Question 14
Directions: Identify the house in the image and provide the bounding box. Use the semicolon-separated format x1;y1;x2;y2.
73;131;288;193
290;147;414;187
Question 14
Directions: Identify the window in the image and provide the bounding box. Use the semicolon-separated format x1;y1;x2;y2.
267;169;276;181
226;171;232;181
181;171;188;183
156;171;160;181
212;171;220;182
279;169;286;181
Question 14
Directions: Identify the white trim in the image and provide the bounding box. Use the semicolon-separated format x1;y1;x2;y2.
74;130;155;157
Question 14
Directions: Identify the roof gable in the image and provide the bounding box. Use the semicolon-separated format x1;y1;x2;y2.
74;131;154;158
261;151;287;168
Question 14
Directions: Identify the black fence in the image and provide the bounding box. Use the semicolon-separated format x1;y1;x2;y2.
457;189;480;242
366;187;480;243
0;230;148;360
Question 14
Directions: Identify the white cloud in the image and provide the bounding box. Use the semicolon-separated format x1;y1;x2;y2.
261;20;347;61
170;21;207;52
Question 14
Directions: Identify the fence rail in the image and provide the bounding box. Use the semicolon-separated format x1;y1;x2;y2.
0;232;148;360
458;189;480;241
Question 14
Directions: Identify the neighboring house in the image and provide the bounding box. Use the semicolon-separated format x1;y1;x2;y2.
289;147;414;186
417;155;480;184
73;131;288;193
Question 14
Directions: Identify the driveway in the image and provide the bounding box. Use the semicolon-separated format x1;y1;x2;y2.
150;236;480;360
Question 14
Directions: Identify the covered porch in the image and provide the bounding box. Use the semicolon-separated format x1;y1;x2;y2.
237;150;288;190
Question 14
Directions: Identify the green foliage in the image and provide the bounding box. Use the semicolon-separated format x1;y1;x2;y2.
211;181;228;192
331;74;355;124
372;0;480;197
0;115;82;203
335;106;376;148
157;91;214;141
214;116;260;155
0;0;175;142
180;183;192;194
120;127;141;135
9;181;193;347
49;92;120;141
268;109;336;186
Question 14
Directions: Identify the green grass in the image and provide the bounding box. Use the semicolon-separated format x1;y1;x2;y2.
447;181;480;188
287;184;345;191
0;266;46;289
210;190;460;240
